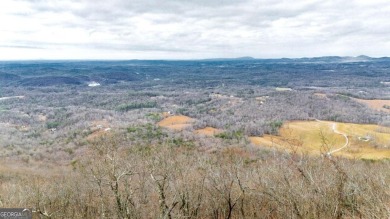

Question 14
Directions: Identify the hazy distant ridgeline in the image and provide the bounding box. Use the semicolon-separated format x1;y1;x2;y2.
1;57;390;88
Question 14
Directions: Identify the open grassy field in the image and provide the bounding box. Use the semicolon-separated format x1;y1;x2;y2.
194;127;223;136
158;115;222;136
250;120;390;160
157;115;194;130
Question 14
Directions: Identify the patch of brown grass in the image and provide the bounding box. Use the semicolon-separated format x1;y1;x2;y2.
195;127;222;136
351;98;390;112
157;115;194;130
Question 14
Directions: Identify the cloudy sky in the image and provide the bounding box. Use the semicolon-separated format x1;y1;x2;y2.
0;0;389;60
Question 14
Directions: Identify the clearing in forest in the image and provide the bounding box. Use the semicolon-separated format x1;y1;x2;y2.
351;98;390;112
195;127;223;136
157;115;194;130
157;115;224;135
250;120;390;160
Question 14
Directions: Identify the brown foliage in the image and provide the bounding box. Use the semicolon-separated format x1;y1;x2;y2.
0;138;389;218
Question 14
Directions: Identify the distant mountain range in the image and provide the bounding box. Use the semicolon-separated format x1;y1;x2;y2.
201;56;256;61
1;55;390;88
201;55;390;63
286;55;389;63
1;55;389;63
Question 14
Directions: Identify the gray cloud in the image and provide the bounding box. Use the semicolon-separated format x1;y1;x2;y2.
1;0;390;59
0;44;44;49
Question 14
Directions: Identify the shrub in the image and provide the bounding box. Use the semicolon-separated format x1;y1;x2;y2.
46;121;61;129
117;101;157;111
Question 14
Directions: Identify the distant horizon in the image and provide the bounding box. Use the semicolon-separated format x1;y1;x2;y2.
0;55;389;62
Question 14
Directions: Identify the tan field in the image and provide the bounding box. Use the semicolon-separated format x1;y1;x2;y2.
195;127;223;136
250;120;390;160
158;116;222;135
157;115;194;130
351;98;390;112
312;93;390;112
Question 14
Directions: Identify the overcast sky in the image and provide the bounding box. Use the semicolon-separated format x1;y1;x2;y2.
0;0;389;60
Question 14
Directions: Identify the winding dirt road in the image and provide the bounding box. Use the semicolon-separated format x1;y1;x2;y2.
315;119;349;155
329;123;349;154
